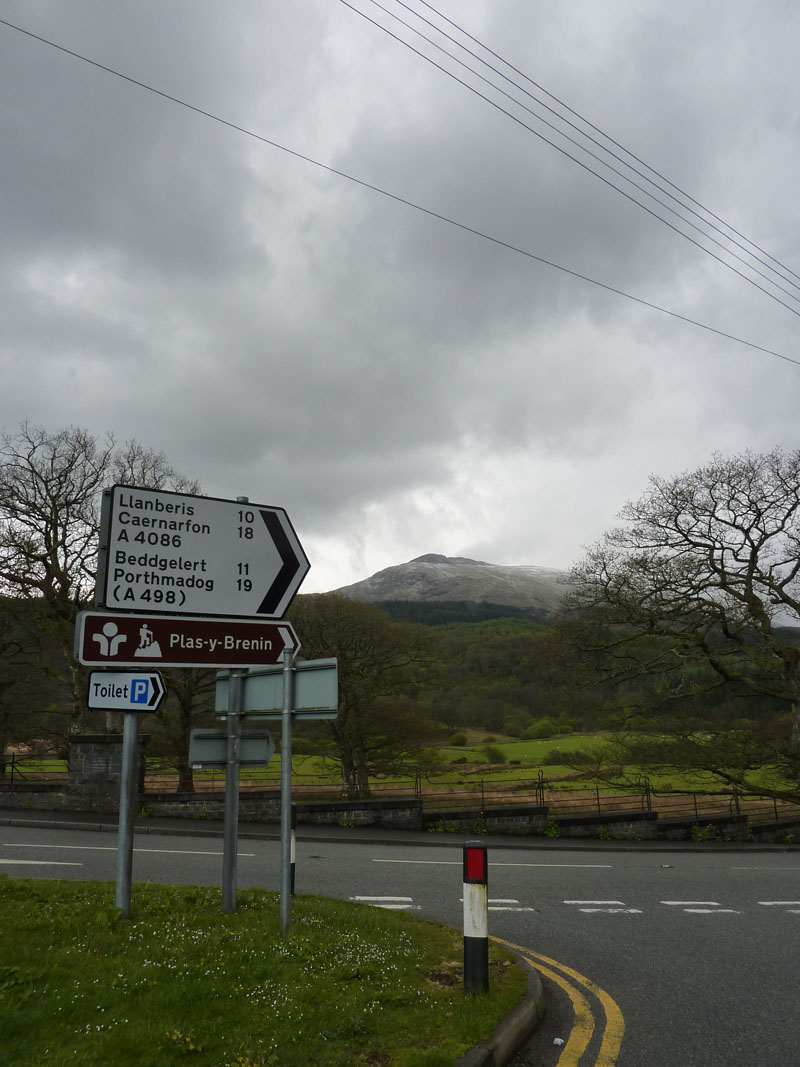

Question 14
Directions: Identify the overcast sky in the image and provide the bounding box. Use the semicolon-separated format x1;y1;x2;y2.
2;1;798;592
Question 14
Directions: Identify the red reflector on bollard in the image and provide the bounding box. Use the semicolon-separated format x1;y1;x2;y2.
465;846;486;883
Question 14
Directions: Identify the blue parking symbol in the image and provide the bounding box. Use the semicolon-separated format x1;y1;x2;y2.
131;679;150;704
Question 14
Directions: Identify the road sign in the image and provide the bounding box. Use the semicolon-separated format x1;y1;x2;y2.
96;485;309;619
215;658;338;720
75;611;301;668
87;671;165;712
189;729;275;768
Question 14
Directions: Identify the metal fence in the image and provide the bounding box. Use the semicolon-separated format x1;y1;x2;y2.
4;752;800;824
0;752;68;787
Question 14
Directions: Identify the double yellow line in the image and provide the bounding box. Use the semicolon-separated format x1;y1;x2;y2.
492;936;625;1066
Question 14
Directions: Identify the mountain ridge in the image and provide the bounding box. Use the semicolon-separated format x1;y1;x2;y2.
335;553;569;618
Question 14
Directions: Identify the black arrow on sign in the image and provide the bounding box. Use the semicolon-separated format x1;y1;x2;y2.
257;510;307;615
147;673;165;710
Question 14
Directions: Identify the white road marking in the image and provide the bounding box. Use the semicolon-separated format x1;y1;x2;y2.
565;899;626;905
661;900;720;906
489;906;536;912
0;859;82;866
457;896;536;913
351;895;419;910
758;901;800;906
662;900;741;914
4;843;253;856
577;907;642;914
683;908;741;914
564;898;641;913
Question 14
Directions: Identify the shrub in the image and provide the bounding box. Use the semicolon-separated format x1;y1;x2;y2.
449;732;468;747
542;747;591;765
480;744;507;764
525;718;556;740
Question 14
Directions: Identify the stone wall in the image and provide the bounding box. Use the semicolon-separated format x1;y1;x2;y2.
424;805;547;836
67;734;149;811
550;809;659;840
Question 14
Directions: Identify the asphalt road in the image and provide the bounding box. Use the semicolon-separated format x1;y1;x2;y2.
2;820;799;1066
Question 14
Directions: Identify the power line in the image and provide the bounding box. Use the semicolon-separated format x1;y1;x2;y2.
399;0;800;294
0;16;797;369
414;0;800;290
343;0;800;318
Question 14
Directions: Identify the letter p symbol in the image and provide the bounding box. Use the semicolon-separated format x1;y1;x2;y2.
131;679;150;704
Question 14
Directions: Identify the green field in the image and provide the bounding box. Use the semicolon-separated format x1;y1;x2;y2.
0;878;526;1067
10;731;794;799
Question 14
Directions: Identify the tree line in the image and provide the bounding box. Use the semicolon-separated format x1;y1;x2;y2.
2;423;799;801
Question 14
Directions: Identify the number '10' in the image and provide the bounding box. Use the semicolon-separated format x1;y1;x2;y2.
238;509;254;539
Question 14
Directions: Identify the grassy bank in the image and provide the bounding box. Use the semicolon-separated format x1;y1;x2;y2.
1;878;526;1067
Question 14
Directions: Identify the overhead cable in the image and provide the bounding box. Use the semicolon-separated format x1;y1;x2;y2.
342;0;800;318
414;0;800;289
0;16;797;369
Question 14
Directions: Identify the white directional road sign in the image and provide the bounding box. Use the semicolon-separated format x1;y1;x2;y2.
87;671;165;712
96;485;309;619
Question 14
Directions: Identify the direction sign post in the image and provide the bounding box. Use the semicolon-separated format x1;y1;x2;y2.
83;669;165;918
279;649;295;934
115;712;140;920
75;612;300;669
96;486;309;619
215;656;338;932
83;484;310;917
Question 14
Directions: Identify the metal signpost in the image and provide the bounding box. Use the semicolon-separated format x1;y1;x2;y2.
77;485;310;918
96;486;309;619
86;671;166;918
215;655;338;932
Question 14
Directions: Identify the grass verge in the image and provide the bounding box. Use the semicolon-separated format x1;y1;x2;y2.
0;878;527;1067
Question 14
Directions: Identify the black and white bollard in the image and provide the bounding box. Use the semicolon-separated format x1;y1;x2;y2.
463;840;489;995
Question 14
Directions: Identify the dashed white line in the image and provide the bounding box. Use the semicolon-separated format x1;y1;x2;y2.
576;908;643;914
683;908;741;915
0;859;82;866
662;901;741;914
351;896;419;910
458;897;536;913
565;899;626;905
4;843;253;856
564;899;641;914
661;900;720;906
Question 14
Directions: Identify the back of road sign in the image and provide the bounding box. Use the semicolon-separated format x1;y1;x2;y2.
215;658;338;718
189;729;275;768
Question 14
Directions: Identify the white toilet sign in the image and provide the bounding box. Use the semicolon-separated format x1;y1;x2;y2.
87;671;165;712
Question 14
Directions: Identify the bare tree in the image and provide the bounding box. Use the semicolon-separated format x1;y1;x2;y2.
287;593;436;798
156;668;217;792
566;448;800;797
0;422;195;732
